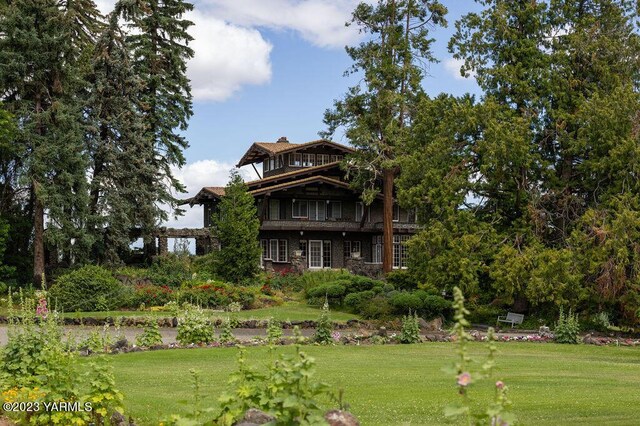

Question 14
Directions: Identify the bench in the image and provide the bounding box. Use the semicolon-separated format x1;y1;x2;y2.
497;312;524;328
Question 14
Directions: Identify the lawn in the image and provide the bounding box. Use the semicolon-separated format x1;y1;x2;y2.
60;301;359;322
91;343;640;425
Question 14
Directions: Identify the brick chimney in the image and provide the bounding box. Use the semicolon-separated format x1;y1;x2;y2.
277;136;289;143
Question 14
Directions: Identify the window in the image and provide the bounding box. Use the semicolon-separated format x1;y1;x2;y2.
299;240;307;258
344;241;361;258
268;199;280;220
393;235;410;269
269;157;275;170
266;239;288;262
323;240;332;268
408;208;418;223
292;199;308;218
302;153;315;167
317;154;330;165
289;153;302;167
372;235;382;264
355;202;370;222
263;159;270;173
326;201;342;219
393;204;400;222
330;155;343;162
308;200;325;221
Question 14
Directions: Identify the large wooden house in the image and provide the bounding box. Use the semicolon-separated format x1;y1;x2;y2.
187;137;419;272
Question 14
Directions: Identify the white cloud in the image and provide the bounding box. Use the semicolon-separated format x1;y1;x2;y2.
163;160;253;229
199;0;361;48
186;10;272;101
444;57;475;81
93;1;273;102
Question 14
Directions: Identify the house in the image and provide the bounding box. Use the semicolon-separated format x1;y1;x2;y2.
187;137;419;273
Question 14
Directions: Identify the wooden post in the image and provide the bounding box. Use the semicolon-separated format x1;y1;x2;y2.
157;237;168;256
383;168;394;274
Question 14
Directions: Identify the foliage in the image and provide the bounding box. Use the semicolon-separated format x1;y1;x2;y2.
178;282;258;309
0;294;124;425
49;265;128;312
0;218;15;288
266;317;283;344
313;300;333;345
554;309;580;344
443;287;514;425
130;283;174;308
398;312;420;344
136;318;163;347
294;269;352;291
219;318;236;344
211;170;261;283
176;304;214;345
385;270;418;290
215;345;335;426
148;253;194;288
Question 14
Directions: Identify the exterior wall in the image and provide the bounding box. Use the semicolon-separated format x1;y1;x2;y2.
262;147;348;178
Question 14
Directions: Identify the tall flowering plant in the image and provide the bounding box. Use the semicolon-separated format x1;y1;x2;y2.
443;287;515;425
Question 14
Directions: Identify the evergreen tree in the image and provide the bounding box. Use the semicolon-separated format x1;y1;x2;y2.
211;171;261;283
323;0;447;273
86;13;158;263
0;0;103;284
116;0;194;256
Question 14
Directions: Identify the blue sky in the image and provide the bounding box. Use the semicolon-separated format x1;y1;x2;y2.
94;0;486;228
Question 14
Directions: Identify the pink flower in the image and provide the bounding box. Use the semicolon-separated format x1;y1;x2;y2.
495;380;505;390
331;331;341;342
36;298;48;319
457;372;471;387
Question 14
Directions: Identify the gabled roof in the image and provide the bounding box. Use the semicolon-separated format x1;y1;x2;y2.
236;138;355;167
246;162;342;189
180;186;225;206
249;175;355;196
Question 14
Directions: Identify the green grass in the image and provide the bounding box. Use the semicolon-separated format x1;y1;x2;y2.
59;301;358;322
90;343;640;425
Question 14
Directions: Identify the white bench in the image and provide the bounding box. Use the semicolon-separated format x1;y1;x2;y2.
497;312;524;328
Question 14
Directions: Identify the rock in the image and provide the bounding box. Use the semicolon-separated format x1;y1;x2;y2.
419;317;443;331
236;408;275;425
112;338;129;350
378;326;387;337
172;317;178;327
324;410;360;426
110;411;136;426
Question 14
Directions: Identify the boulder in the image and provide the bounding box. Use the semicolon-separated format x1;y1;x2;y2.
324;410;360;426
419;316;443;331
234;408;275;425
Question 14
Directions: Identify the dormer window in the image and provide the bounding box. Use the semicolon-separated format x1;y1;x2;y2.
317;154;330;165
331;155;343;162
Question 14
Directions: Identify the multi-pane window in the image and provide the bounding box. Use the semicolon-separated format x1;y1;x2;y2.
392;204;400;222
299;240;307;258
323;240;332;268
408;208;418;223
264;239;288;262
302;153;315;167
372;235;382;264
263;159;270;173
393;235;410;268
344;241;361;258
330;155;343;163
308;200;325;221
316;154;330;165
326;201;342;219
289;153;303;167
292;199;308;218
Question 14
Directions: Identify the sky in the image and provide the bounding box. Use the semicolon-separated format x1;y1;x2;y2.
96;0;484;230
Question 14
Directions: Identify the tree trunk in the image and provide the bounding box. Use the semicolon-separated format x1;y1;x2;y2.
383;168;394;273
33;188;45;287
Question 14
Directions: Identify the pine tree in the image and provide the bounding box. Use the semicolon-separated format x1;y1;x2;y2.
323;0;447;273
211;171;261;283
0;0;104;284
116;0;194;257
86;13;159;263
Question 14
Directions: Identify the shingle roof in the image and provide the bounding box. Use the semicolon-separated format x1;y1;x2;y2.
249;175;354;196
246;162;342;188
236;139;355;167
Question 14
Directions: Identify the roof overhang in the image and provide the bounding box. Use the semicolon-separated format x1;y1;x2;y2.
236;139;355;167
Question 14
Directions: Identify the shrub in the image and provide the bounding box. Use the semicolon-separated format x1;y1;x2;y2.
555;308;580;344
306;283;346;302
266;317;283;343
421;294;452;319
313;301;333;344
176;304;214;345
49;265;128;312
219;318;236;344
179;283;259;309
399;312;421;344
390;292;423;314
296;269;352;291
358;295;393;319
136;318;163;347
215;345;334;425
148;253;193;288
385;270;418;290
130;283;174;307
343;290;376;311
